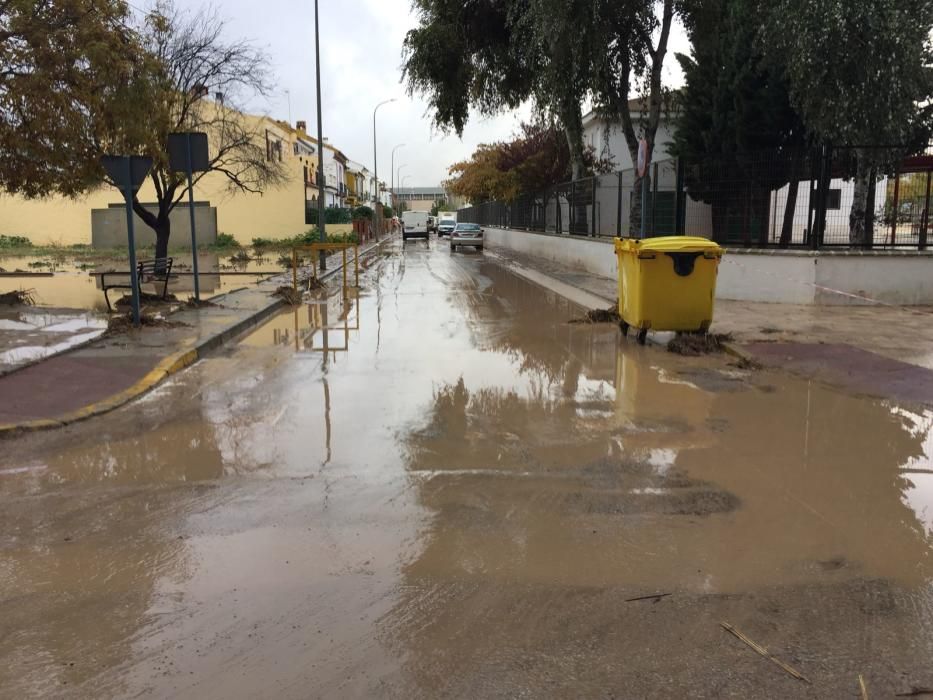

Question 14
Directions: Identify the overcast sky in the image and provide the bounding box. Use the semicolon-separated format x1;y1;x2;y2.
165;0;690;186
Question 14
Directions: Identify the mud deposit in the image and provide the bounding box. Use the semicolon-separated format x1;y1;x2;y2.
1;240;932;698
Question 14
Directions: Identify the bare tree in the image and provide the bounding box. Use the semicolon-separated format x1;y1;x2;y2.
117;2;288;258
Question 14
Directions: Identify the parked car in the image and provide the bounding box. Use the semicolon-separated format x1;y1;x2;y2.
450;222;484;251
401;210;429;241
437;217;457;237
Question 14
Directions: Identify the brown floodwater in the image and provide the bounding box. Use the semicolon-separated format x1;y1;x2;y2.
0;253;277;311
1;239;932;698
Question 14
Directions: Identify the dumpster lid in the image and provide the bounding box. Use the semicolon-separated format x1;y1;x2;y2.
615;236;722;254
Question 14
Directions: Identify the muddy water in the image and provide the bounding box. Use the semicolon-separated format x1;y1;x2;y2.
0;254;275;311
1;240;932;697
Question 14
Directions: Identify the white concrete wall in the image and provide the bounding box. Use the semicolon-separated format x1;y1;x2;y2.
484;226;933;306
483;227;618;279
816;255;933;305
717;254;817;304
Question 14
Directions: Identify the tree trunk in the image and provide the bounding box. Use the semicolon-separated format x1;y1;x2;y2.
849;152;871;247
779;173;800;248
133;199;172;260
561;103;586;181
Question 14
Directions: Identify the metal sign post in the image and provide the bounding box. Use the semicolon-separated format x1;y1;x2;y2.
101;155;153;326
168;132;209;301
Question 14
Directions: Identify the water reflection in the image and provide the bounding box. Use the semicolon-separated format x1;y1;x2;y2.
0;253;276;311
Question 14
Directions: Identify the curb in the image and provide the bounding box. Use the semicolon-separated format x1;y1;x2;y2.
0;237;393;439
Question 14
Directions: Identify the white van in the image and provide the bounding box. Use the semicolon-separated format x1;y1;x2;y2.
401;211;429;241
437;215;458;237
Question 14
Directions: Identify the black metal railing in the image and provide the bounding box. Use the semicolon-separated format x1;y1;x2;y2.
458;146;933;250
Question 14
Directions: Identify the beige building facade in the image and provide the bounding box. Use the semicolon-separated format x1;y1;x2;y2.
0;110;361;247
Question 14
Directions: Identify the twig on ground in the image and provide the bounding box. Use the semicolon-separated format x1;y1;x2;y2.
720;622;810;683
895;688;933;697
859;674;869;700
624;593;671;603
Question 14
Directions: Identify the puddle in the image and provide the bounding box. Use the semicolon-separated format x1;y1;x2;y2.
0;253;278;311
1;243;932;697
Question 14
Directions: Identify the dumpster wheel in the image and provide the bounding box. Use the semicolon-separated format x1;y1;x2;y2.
620;320;630;337
637;328;648;345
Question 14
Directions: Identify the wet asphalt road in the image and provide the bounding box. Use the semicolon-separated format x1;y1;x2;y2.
1;238;933;698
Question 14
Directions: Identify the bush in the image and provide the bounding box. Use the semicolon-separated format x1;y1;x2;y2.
251;236;275;251
383;206;394;219
0;234;31;248
327;232;359;245
324;206;352;225
352;205;374;221
212;233;240;248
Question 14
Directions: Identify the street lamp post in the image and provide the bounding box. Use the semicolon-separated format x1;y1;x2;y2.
395;164;407;209
400;175;411;211
314;0;326;271
372;98;396;237
391;143;405;207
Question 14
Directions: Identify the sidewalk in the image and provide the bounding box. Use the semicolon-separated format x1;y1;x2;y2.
0;238;390;436
488;244;933;408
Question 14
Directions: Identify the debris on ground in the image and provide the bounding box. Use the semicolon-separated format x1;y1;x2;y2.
895;688;933;697
720;622;810;683
729;356;763;370
667;332;734;356
859;674;869;700
0;288;37;305
624;593;671;603
185;297;219;308
273;285;303;305
114;292;179;307
106;313;189;334
569;305;621;324
306;277;326;290
760;327;783;334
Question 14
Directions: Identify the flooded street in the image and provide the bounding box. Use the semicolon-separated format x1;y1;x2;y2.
2;239;933;697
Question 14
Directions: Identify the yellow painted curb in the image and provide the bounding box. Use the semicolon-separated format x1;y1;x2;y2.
55;349;197;427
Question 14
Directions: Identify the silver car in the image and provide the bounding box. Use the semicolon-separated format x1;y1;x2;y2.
450;222;484;251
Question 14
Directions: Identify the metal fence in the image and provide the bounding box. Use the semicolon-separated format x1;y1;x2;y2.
457;146;933;250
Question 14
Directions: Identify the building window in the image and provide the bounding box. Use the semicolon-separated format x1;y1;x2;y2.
826;188;841;210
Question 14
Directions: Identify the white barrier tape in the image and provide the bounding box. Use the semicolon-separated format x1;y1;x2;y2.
720;256;933;316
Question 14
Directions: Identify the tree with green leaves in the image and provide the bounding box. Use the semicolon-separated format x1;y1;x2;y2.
764;0;933;245
121;1;288;259
673;0;806;245
0;0;143;198
404;0;670;185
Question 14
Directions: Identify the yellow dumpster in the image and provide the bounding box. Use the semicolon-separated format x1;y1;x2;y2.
614;236;723;343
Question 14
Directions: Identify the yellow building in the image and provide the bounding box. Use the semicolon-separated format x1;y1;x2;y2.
0;108;353;247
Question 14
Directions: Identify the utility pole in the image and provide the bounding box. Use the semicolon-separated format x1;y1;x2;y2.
314;0;326;270
391;143;405;210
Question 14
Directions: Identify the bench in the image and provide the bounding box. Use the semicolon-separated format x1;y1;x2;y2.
101;258;174;312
